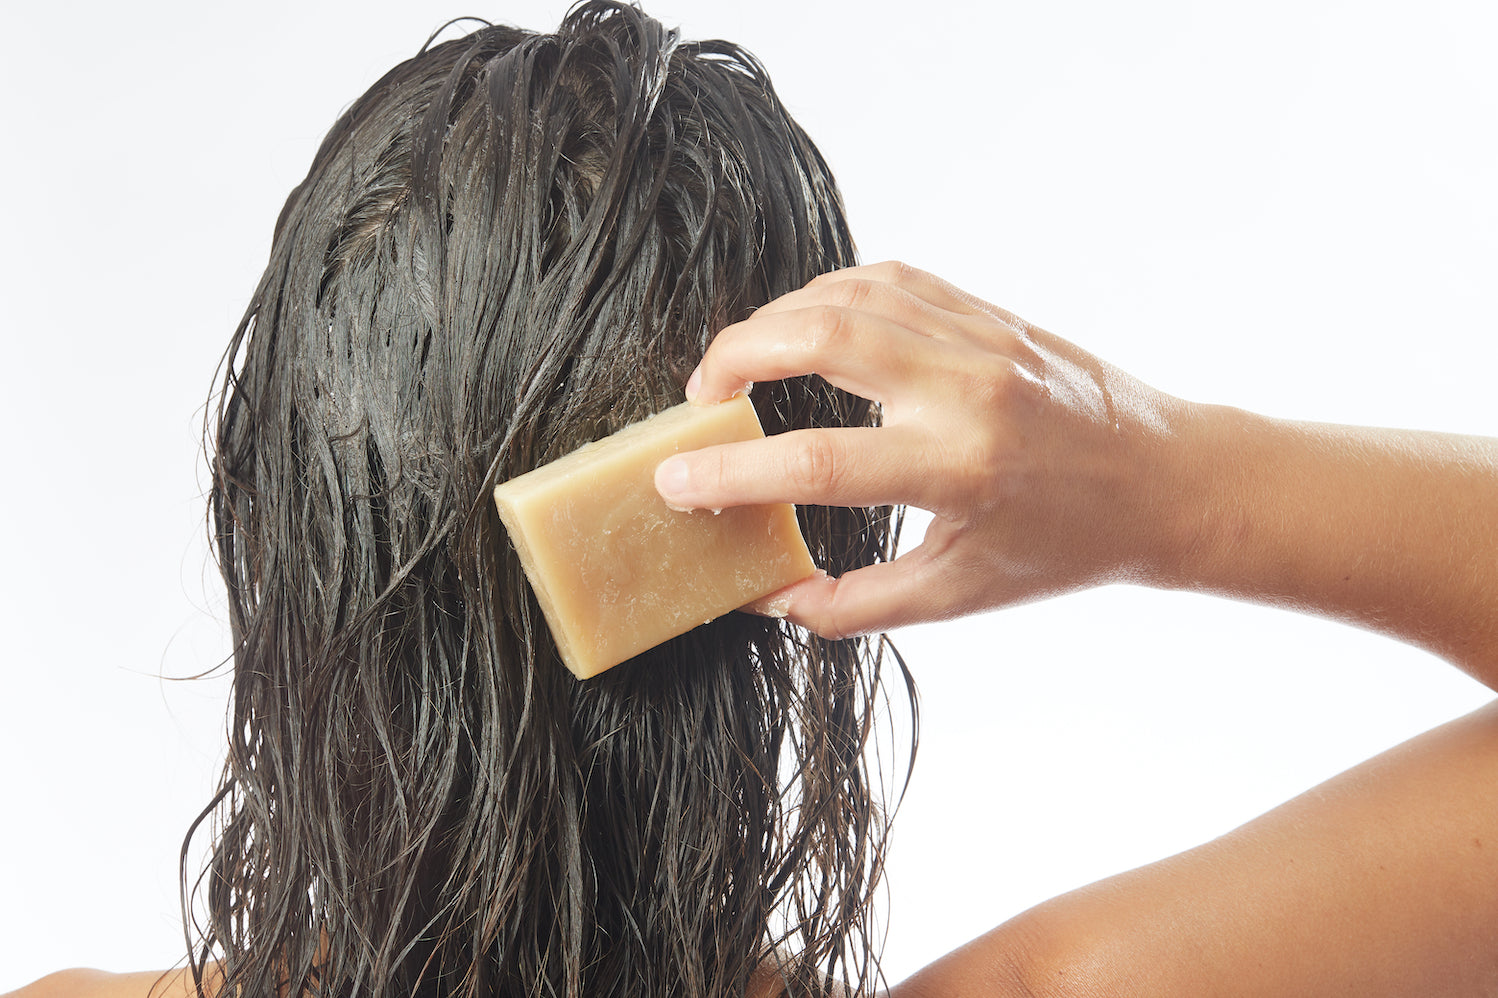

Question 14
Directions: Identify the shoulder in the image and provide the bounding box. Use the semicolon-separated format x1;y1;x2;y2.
2;968;208;998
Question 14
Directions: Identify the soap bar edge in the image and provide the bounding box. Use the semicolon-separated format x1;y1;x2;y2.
492;396;815;680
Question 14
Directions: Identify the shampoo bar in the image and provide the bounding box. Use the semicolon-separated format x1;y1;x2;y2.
494;395;816;679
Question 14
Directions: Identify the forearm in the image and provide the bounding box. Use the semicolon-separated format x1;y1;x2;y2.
1156;403;1498;681
894;698;1498;998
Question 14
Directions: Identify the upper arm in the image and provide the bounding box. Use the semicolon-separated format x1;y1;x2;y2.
892;698;1498;998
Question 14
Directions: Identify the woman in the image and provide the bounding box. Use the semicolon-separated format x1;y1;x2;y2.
11;4;908;995
13;4;1498;997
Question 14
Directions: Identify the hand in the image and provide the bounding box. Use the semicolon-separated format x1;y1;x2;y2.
655;261;1187;638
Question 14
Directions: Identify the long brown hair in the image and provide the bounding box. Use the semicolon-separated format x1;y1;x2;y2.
186;4;913;995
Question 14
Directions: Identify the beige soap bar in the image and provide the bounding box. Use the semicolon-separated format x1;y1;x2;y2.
494;395;816;679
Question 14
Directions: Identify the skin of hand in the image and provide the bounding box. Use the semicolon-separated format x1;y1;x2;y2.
656;260;1189;639
657;261;1498;685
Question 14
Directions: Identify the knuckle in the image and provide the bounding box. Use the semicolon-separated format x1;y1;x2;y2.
786;431;841;495
992;313;1038;357
701;446;734;492
924;433;998;520
807;602;845;641
815;587;852;642
988;321;1022;354
828;278;875;312
815;617;849;642
965;355;1025;410
805;304;852;355
874;259;920;288
953;436;1002;507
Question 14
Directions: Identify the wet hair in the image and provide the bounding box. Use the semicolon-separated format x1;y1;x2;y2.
184;3;912;996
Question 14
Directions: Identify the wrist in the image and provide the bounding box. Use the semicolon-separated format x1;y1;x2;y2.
1143;399;1269;596
1119;393;1235;593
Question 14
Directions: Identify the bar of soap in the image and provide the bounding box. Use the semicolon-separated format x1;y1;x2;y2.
493;395;816;679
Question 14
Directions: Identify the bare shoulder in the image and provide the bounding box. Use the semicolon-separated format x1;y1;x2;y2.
2;968;208;998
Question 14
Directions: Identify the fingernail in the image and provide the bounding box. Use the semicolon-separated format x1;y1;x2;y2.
655;457;692;505
684;365;702;401
744;589;794;618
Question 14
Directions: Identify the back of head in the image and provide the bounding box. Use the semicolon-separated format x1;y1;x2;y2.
193;4;907;995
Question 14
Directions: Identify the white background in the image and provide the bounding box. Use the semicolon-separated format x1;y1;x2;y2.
2;0;1495;990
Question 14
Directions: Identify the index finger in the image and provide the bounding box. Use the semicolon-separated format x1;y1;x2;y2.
803;260;999;319
655;423;942;512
